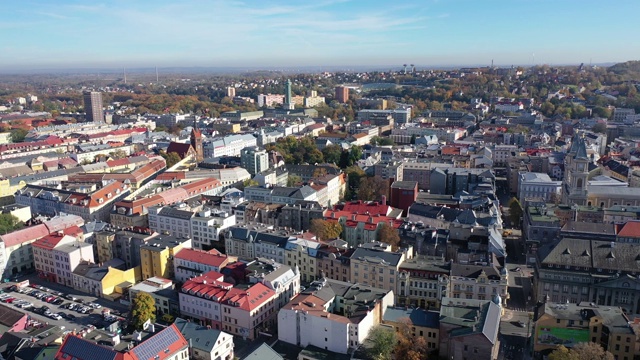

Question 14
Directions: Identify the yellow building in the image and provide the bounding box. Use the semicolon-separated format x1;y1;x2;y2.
284;236;320;283
95;231;116;263
534;302;637;360
71;260;141;301
140;235;192;280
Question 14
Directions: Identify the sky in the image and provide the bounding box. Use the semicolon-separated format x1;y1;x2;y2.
2;0;640;71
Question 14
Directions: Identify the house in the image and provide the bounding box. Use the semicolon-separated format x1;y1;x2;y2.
173;317;234;360
0;303;28;333
71;260;140;300
174;248;234;283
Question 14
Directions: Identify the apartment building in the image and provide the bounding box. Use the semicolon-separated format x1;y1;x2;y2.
174;248;233;283
179;271;278;339
246;258;300;309
449;264;508;306
518;172;562;202
174;317;235;360
243;185;317;205
280;201;325;231
32;234;94;288
71;259;139;299
325;201;403;247
278;278;394;354
203;134;258;159
316;241;354;283
140;235;191;280
224;225;288;265
396;256;450;309
350;242;411;292
382;307;440;354
240;147;269;175
493;145;518;166
283;235;321;283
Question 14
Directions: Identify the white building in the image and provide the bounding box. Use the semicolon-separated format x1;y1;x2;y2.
246;258;301;309
203;134;257;159
257;94;285;107
173;248;233;283
32;234;94;287
174;317;234;360
240;147;269;175
518;172;562;202
493;144;518;166
278;278;395;354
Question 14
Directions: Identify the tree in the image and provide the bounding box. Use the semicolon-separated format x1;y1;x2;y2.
357;176;389;202
410;134;417;145
9;129;28;143
366;326;396;360
0;214;23;235
591;122;607;133
376;223;400;250
309;219;343;241
370;136;394;146
508;197;523;228
322;145;342;165
109;149;128;159
160;151;182;168
394;318;429;360
239;178;259;190
287;174;302;187
549;343;614;360
131;292;156;330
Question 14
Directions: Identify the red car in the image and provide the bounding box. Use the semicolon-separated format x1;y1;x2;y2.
44;296;55;303
4;297;15;303
30;284;38;289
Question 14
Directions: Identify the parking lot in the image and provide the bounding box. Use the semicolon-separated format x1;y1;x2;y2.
1;282;126;333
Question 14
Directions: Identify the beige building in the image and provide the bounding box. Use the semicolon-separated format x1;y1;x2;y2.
449;263;508;306
349;242;412;292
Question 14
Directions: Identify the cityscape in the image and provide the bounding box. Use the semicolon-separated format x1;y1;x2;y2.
2;1;640;360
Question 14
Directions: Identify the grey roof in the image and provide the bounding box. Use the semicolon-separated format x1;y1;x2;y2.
543;238;640;273
383;306;439;328
541;302;632;334
158;207;195;220
228;226;290;247
140;235;189;251
390;181;418;190
409;203;461;222
173;317;224;352
242;343;283;360
450;264;501;280
351;247;403;267
440;301;500;344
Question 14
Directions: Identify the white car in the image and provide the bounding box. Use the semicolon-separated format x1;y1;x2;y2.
49;313;62;320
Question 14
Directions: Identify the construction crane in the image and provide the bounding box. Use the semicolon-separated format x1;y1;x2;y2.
403;64;408;74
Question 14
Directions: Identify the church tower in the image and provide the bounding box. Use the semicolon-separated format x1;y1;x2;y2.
190;120;204;162
562;133;589;205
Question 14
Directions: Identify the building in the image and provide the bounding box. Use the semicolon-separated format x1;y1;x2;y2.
174;317;234;360
54;324;189;360
226;87;236;98
174;248;233;283
246;258;301;309
438;297;501;360
83;91;104;122
396;256;450;309
316;241;353;283
382;306;440;354
71;260;140;300
32;234;94;287
359;108;412;124
335;86;349;103
449;264;508;306
518;172;562;202
349;242;411;292
203;134;257;159
244;185;318;205
390;181;418;216
533;301;637;360
140;235;191;280
283;79;295;110
240;147;269;175
191;126;204;162
280;201;325;231
278;278;395;354
0;303;28;333
257;94;285;107
283;235;320;283
129;276;177;318
179;271;278;339
536;238;640;315
224;225;289;265
324;200;404;247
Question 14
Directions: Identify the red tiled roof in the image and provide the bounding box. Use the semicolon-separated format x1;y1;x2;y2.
32;234;72;251
617;221;640;238
222;282;276;311
175;248;230;268
156;172;187;181
0;224;50;248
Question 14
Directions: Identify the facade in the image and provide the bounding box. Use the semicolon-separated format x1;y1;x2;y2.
83;91;104;122
389;181;418;215
358;108;411;124
71;260;139;299
277;278;395;354
533;302;637;360
203;134;258;159
140;235;192;280
179;271;278;339
174;317;234;360
316;242;354;283
382;306;440;354
279;201;325;231
449;264;508;306
396;256;450;309
349;242;410;293
257;93;285;107
244;185;317;205
536;238;640;315
246;258;300;309
224;225;289;265
493;145;518;166
518;172;562;202
32;234;94;287
240;147;269;175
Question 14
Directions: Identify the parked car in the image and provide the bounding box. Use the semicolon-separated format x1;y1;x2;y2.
53;298;64;305
64;295;77;301
4;297;15;303
49;313;62;320
67;313;76;320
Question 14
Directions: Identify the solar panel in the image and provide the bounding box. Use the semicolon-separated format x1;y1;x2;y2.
62;336;118;360
131;326;181;360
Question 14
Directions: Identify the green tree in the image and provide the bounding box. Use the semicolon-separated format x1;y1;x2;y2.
367;326;396;360
309;219;343;241
410;134;417;145
287;174;302;187
131;292;156;330
508;197;523;228
370;136;394;146
591;122;607;133
376;222;400;250
9;128;28;143
0;214;23;235
322;145;342;165
240;178;259;190
109;149;128;159
160;151;182;168
344;166;365;200
549;343;614;360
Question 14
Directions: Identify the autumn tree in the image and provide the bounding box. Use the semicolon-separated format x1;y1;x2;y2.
109;149;128;159
309;219;343;241
357;176;389;202
549;343;614;360
322;145;342;164
131;292;156;330
394;318;429;360
366;326;396;360
344;166;365;201
376;223;400;250
591;122;607;133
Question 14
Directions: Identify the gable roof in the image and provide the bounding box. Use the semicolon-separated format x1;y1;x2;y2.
166;142;193;159
129;324;188;360
173;317;225;352
54;335;120;360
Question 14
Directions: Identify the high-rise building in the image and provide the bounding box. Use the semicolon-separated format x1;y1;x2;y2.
83;91;104;122
241;147;269;175
283;79;294;110
335;86;349;103
226;86;236;98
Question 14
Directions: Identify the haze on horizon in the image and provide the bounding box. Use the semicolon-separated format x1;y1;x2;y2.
3;0;640;71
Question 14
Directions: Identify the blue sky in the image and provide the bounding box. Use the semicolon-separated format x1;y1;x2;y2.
2;0;640;70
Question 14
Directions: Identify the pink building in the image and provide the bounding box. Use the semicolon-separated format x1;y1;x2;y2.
33;234;94;287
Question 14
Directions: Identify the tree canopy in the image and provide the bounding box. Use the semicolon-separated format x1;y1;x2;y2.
376;223;400;250
9;129;28;143
366;326;396;360
549;343;614;360
357;176;389;202
131;292;156;330
508;197;523;228
309;219;343;241
0;214;23;235
159;151;182;168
